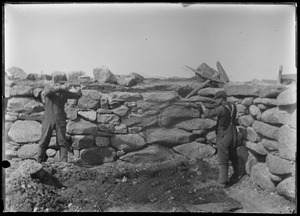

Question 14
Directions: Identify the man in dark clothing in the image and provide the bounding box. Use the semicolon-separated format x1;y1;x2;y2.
199;91;239;188
37;75;82;163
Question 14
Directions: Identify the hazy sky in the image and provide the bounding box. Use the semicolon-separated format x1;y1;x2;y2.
5;3;296;82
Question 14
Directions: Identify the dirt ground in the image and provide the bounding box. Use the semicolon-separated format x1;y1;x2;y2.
3;155;296;213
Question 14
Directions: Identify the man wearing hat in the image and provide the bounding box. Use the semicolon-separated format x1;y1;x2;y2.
198;91;239;188
37;73;82;163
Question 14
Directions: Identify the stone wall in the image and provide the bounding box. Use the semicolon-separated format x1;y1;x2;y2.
4;68;296;202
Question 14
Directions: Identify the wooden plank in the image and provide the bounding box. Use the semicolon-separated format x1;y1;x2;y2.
185;65;225;84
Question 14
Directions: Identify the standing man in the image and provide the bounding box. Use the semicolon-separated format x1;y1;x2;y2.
199;91;239;188
37;74;82;163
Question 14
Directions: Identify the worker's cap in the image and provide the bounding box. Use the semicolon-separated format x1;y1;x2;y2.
214;91;227;99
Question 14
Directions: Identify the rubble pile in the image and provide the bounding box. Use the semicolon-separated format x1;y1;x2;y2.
4;63;296;204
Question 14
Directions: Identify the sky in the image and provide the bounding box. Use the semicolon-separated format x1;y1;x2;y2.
4;3;296;82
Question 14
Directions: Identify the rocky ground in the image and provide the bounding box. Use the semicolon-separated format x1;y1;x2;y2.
3;155;296;213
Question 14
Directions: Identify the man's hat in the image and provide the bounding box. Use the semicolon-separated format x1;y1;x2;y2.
214;91;227;99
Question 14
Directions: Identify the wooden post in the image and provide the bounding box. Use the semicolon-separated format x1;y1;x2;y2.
277;65;283;84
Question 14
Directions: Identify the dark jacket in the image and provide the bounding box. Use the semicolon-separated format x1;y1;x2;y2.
42;84;82;120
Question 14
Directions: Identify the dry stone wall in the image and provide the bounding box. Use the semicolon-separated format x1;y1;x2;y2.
4;68;296;202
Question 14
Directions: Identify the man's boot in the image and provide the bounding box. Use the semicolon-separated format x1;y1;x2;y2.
219;165;228;188
59;146;68;162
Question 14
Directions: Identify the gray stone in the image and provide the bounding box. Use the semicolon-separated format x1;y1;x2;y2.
78;110;97;122
65;105;78;120
142;91;179;103
137;101;170;112
128;127;142;134
252;120;279;140
95;136;110;147
245;151;258;175
93;66;117;84
173;142;216;160
254;83;287;98
250;163;276;191
146;128;194;147
112;105;129;117
81;89;101;100
236;104;249;115
66;118;98;135
245;141;268;155
107;92;142;103
116;74;137;87
17;144;40;160
96;108;113;114
276;86;296;106
195;137;206;143
257;104;269;111
261;107;281;125
114;124;127;134
71;135;95;150
97;114;120;125
197;88;225;97
18;111;45;122
227;96;243;104
17;159;44;178
158;105;199;127
123;115;158;128
100;94;109;109
241;97;254;107
238;115;254;127
98;124;115;133
184;95;214;103
10;85;34;97
278;106;296;129
78;95;100;110
276;176;296;202
206;131;216;144
66;71;85;81
46;148;57;157
7;97;44;114
129;72;145;83
266;153;294;175
5;114;18;122
6;66;28;80
81;146;117;165
174;118;216;131
261;138;279;151
48;136;58;149
8;120;42;143
254;98;277;107
216;61;230;83
245;127;261;142
269;172;284;183
224;83;259;96
277;125;296;161
249;105;262;119
110;134;146;152
67;99;78;105
192;129;206;135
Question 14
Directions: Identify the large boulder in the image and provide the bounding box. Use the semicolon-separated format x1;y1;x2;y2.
276;85;296;106
93;66;117;84
71;135;95;150
6;67;28;80
252;120;279;140
142;91;179;103
158;105;199;127
216;61;229;83
9;86;34;97
173;142;216;160
277;125;296;161
123;114;158;128
80;146;117;165
15;159;44;177
250;163;276;191
146;128;195;147
7;97;44;114
261;107;281;125
17;143;40;160
174;118;216;131
119;144;187;165
276;176;296;202
224;82;259;97
66;118;98;135
110;134;146;152
266;153;294;175
8;120;42;143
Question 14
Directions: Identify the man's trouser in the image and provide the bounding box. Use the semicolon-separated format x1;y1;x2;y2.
216;131;239;184
37;119;69;163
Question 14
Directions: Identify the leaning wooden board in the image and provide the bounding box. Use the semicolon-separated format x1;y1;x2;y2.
185;65;225;84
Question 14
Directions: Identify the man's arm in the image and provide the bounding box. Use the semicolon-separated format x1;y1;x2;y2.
199;102;222;118
43;84;68;96
63;87;82;99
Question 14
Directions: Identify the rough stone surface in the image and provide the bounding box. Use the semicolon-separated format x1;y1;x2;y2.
241;97;254;107
245;141;268;155
114;124;127;134
158;105;199;127
18;111;44;122
71;135;95;150
174;118;216;131
261;139;279;151
261;107;281;125
254;98;277;107
173;142;216;160
250;163;276;191
278;106;296;129
110;134;146;152
65;105;78;120
276;86;296;106
17;144;40;160
245;151;258;175
78;95;100;110
6;66;28;80
116;75;137;87
197;88;224;97
129;72;145;83
66;118;98;135
236;104;249;116
93;66;117;84
98;124;115;133
142;91;179;103
46;148;57;157
107;92;142;103
112;105;129;117
146;128;194;147
252;120;279;140
216;61;229;83
266;153;294;175
95;136;110;147
276;176;296;202
78;110;97;122
137;101;170;113
238;115;254;127
245;127;261;143
269;172;285;183
97;114;120;125
249;105;261;118
227;96;243;104
8;120;42;143
10;86;34;97
80;146;117;165
206;131;216;144
277;125;296;161
16;159;44;178
224;83;259;96
123;115;158;128
255;83;287;98
7;97;44;114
